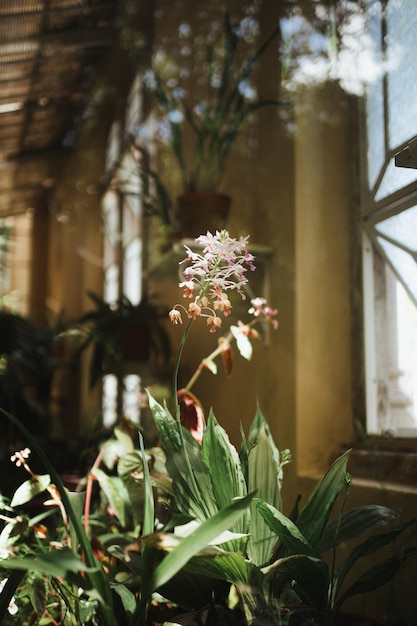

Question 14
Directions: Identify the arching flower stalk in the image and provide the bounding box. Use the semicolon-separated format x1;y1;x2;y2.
169;230;256;414
184;297;279;394
167;231;278;445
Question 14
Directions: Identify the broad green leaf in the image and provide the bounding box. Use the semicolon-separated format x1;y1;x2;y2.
318;505;398;553
111;583;136;614
186;551;255;586
174;520;247;546
67;490;86;556
0;517;29;549
253;499;319;558
117;450;142;478
296;450;351;548
333;517;417;604
117;450;145;526
247;409;283;566
30;574;48;616
0;547;91;579
149;394;218;521
201;411;248;547
91;468;129;528
157;569;214;610
149;492;254;593
11;474;51;507
79;597;100;623
262;553;329;612
114;426;135;452
335;546;417;613
101;436;132;471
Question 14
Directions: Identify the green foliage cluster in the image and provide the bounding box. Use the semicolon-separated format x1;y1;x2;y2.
0;403;415;626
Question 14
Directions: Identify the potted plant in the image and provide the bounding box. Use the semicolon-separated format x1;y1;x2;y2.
129;10;285;238
69;291;172;388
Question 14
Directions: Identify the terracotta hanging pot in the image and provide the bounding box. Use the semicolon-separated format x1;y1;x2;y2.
176;191;231;239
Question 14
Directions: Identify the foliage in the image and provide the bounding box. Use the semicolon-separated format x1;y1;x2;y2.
65;291;172;388
0;311;54;438
145;401;417;626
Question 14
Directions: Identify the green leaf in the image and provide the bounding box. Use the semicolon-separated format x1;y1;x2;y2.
186;551;254;586
91;468;129;528
296;450;351;548
111;583;136;614
156;569;214;610
67;491;86;556
318;505;398;553
149;492;254;593
253;499;319;558
0;547;91;579
336;546;417;613
262;553;329;612
149;394;218;521
201;411;248;548
247;409;283;566
11;474;51;507
333;517;417;606
30;575;48;617
139;433;154;537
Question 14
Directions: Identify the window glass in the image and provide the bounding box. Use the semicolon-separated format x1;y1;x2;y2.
377;237;417;304
363;0;417;435
375;205;417;251
374;160;417;201
124;239;142;304
386;0;417;147
365;0;384;192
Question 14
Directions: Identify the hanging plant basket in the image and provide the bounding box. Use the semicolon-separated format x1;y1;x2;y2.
176;192;231;239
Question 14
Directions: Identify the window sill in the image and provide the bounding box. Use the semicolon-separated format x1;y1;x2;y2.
336;439;417;488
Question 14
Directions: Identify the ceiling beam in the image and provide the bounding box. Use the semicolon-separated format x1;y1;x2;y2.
0;3;116;19
0;27;115;58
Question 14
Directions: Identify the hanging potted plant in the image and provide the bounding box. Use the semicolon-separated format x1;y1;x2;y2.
128;9;285;239
68;291;172;388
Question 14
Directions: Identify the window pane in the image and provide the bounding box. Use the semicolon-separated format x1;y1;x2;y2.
377;236;417;303
386;0;417;148
124;238;142;304
397;281;417;429
123;374;140;424
104;264;119;303
374;159;417;200
375;205;417;251
365;0;385;191
103;374;118;428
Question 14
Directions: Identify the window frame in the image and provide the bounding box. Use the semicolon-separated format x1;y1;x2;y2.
358;0;417;442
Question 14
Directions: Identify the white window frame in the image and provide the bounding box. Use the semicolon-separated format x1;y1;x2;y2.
361;0;417;437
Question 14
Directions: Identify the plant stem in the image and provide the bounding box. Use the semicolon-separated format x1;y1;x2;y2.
172;318;194;419
184;328;234;391
84;443;108;535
